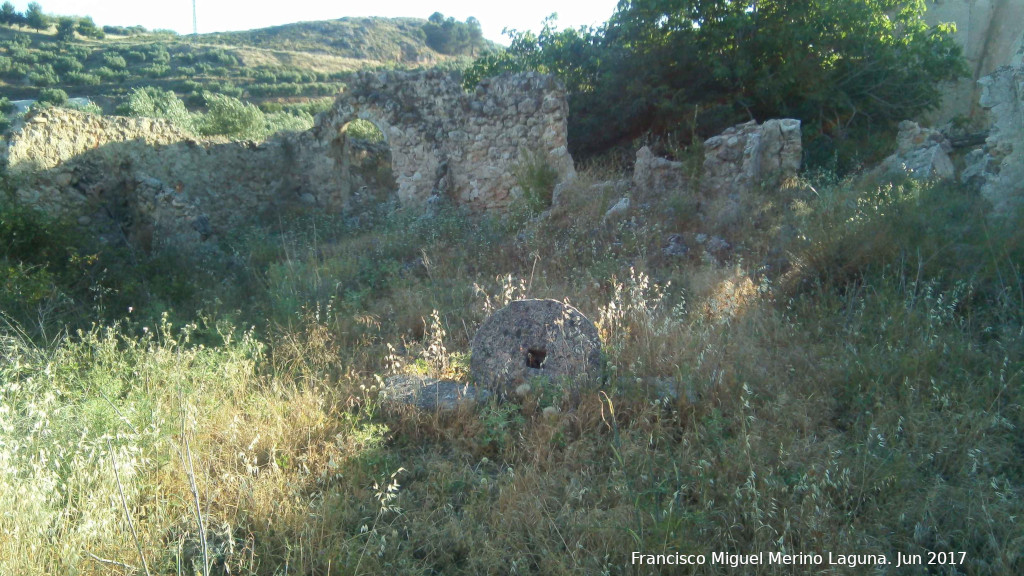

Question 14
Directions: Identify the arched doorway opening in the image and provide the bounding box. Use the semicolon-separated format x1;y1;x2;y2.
340;118;396;206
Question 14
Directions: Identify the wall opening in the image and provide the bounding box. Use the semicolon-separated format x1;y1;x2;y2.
341;119;395;200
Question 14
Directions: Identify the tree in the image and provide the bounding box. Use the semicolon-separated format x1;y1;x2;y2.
467;17;484;56
0;2;18;26
468;1;966;164
25;2;46;32
423;12;486;55
77;16;104;39
55;17;75;42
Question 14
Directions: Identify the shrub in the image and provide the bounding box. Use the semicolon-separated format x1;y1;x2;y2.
64;71;100;86
8;46;36;63
141;63;170;78
196;91;267;140
76;16;104;39
102;52;127;69
63;99;102;115
93;66;126;81
513;149;558;213
37;87;67;105
27;63;59;86
51;55;82;74
345;118;384;143
265;110;314;134
123;86;194;132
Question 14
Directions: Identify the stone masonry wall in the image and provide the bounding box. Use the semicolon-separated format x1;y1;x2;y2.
3;70;574;248
315;69;575;209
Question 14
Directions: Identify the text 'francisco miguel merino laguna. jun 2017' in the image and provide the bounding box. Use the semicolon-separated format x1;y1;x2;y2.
631;551;968;569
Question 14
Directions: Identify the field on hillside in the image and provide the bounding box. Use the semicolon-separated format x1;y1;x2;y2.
0;17;474;110
1;153;1022;574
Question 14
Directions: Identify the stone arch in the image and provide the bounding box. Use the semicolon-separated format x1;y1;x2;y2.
335;117;396;204
320;86;446;206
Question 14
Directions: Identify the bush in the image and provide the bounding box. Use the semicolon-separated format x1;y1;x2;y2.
123;86;194;132
64;71;100;86
141;63;171;78
196;91;267;140
52;55;82;74
265;110;314;134
63;99;102;115
27;63;59;86
513;150;558;213
37;87;67;105
93;66;127;81
346;118;384;143
76;16;104;39
102;52;127;69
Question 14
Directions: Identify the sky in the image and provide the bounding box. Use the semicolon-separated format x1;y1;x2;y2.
8;1;622;45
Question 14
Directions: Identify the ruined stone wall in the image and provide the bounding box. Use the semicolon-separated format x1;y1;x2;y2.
3;70;573;248
963;64;1024;215
924;0;1024;124
315;69;575;210
3;108;354;248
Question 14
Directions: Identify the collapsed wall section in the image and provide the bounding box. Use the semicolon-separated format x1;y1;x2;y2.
3;109;352;248
3;70;574;249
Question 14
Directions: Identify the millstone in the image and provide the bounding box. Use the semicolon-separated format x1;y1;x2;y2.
470;299;602;397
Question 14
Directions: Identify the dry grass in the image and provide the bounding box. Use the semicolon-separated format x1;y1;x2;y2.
1;164;1022;575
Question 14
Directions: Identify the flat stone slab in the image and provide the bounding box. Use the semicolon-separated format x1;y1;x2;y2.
381;374;490;411
470;299;602;397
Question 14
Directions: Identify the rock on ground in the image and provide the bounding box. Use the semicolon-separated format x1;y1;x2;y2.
702;119;801;198
877;120;954;181
381;374;491;411
470;299;602;398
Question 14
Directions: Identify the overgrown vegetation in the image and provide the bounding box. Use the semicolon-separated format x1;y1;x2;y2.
2;154;1021;573
1;3;1021;575
467;0;966;168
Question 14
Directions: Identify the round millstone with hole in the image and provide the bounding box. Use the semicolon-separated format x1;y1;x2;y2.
470;299;602;398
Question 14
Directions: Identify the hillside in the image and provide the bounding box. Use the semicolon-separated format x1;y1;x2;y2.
0;15;483;109
202;16;493;63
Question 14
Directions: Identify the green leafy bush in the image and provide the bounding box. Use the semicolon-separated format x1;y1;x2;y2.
51;55;82;74
196;91;267;140
102;52;127;69
64;71;100;86
513;149;558;213
470;1;966;165
123;86;194;132
37;87;67;105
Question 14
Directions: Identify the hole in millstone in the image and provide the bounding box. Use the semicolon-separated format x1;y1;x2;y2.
526;348;547;369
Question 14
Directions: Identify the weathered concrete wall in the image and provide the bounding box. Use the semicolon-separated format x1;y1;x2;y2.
316;69;575;210
924;0;1024;124
3;70;574;248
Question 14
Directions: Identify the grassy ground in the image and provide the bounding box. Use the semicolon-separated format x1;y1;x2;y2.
0;163;1022;574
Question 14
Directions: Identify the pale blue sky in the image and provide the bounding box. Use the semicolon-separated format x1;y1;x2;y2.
9;1;621;44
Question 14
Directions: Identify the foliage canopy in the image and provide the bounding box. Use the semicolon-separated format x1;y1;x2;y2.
468;0;966;163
